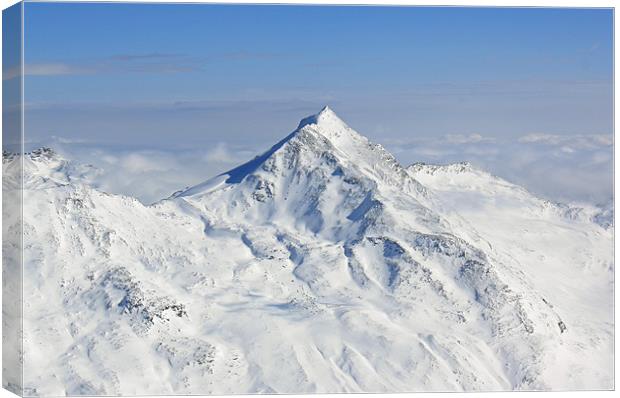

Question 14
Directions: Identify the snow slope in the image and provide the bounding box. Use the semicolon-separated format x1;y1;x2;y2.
3;106;613;395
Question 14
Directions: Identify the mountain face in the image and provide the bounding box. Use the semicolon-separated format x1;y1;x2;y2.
4;107;613;395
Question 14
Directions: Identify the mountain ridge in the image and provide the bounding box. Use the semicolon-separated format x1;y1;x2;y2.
3;107;613;394
172;106;417;200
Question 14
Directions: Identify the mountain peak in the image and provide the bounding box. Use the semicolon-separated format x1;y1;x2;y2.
3;147;63;165
297;105;347;131
295;105;369;153
173;106;396;198
29;147;61;162
1;146;101;190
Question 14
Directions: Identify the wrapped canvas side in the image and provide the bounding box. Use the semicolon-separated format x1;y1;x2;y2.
2;2;24;396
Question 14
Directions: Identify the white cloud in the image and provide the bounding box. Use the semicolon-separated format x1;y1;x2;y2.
591;151;612;165
518;133;612;149
50;135;89;144
50;144;258;204
519;133;562;144
444;133;494;145
46;128;612;207
384;132;612;205
120;153;174;173
204;142;236;163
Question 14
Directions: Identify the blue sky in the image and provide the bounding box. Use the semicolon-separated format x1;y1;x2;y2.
19;3;614;204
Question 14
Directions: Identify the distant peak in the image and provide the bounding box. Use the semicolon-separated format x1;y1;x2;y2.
30;147;59;160
297;105;347;131
3;147;61;163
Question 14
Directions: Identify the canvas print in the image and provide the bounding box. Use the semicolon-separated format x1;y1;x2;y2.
2;1;614;395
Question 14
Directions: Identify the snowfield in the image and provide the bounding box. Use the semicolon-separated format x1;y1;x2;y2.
3;107;613;394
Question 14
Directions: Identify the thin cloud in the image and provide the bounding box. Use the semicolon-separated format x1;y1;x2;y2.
444;133;495;145
50;135;90;144
23;98;325;114
216;51;288;61
13;53;202;78
27;63;88;76
13;51;293;79
380;133;497;149
109;52;186;61
4;63;85;79
519;133;612;149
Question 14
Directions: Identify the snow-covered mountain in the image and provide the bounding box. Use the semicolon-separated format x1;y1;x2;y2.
3;107;613;395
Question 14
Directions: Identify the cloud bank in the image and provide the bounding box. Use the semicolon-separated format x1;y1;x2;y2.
385;132;613;206
44;130;612;207
47;142;252;204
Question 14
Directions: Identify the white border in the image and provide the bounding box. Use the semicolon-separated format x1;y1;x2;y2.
0;1;616;398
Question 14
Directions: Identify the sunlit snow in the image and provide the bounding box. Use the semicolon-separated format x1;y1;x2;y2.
4;107;613;394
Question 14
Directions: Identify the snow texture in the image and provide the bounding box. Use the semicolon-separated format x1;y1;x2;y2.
3;106;613;395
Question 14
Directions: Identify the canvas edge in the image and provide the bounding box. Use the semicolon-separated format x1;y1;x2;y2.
2;1;24;396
